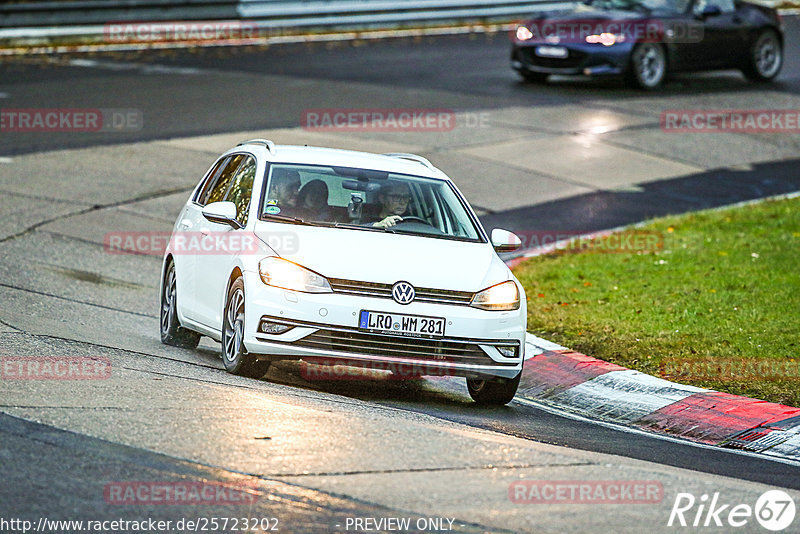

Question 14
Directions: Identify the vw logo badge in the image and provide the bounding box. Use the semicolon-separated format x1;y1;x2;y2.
392;281;415;305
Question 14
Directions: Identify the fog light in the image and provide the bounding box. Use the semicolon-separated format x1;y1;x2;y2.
497;345;518;358
259;320;292;334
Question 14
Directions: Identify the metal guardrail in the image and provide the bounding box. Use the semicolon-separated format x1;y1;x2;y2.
0;0;578;49
0;1;239;27
238;0;566;26
0;0;565;33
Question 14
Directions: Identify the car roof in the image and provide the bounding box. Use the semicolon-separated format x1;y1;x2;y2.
229;141;450;181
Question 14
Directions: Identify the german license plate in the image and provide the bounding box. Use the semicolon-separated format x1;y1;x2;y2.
358;310;445;338
535;46;568;58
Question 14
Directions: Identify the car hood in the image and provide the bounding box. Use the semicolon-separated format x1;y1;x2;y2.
254;224;509;292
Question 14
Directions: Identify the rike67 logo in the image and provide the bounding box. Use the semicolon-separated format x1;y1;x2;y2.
668;490;796;531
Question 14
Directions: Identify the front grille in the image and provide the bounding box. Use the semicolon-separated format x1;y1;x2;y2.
519;47;587;69
291;329;518;366
328;278;474;306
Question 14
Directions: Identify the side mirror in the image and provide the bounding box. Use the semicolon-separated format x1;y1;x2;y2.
491;228;522;253
202;201;241;229
699;4;722;18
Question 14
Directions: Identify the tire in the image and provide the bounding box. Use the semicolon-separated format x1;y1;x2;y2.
466;372;521;405
629;43;667;90
742;29;782;82
520;71;549;83
222;277;271;378
160;260;201;349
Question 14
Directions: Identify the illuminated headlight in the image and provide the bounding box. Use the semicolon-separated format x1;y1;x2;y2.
258;257;332;293
516;26;534;41
470;281;520;311
585;33;626;46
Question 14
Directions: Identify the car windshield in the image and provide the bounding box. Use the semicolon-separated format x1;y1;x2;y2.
587;0;682;12
260;163;483;242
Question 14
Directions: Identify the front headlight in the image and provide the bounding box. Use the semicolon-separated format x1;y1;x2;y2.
516;26;534;41
585;32;626;46
470;280;520;311
258;257;332;293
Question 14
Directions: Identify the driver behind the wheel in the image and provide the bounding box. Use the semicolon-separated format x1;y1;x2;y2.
267;168;301;214
370;182;412;228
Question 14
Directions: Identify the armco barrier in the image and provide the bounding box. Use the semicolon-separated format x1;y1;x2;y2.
0;0;576;45
0;1;240;27
237;0;574;27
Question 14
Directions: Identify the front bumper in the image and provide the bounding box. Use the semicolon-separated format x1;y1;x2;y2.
241;270;525;379
511;42;632;76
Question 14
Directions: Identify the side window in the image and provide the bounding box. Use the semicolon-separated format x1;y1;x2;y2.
204;154;245;206
694;0;733;15
193;157;227;206
223;156;257;226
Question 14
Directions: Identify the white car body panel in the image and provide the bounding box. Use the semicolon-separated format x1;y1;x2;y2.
163;143;527;381
254;224;509;292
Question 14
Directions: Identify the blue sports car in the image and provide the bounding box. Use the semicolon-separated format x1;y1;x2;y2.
511;0;783;88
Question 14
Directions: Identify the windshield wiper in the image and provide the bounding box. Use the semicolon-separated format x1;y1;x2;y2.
261;214;321;226
313;221;399;233
335;221;392;232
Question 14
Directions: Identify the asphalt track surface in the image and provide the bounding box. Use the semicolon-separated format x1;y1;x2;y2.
2;18;800;533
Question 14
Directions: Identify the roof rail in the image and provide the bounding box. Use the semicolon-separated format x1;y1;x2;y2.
237;139;275;153
382;152;436;171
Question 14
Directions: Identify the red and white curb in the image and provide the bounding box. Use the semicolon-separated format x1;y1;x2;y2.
521;333;800;461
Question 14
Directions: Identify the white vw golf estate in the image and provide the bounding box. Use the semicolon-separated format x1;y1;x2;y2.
160;140;526;404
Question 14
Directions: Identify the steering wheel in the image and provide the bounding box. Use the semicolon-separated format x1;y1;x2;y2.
398;216;432;226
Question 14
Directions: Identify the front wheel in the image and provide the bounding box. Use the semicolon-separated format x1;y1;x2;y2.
466;372;521;405
629;43;667;90
222;278;271;378
742;29;782;82
160;261;201;349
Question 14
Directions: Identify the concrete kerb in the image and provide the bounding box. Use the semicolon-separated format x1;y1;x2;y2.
520;328;800;461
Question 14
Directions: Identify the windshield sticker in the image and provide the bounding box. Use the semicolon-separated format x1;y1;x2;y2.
265;205;281;215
